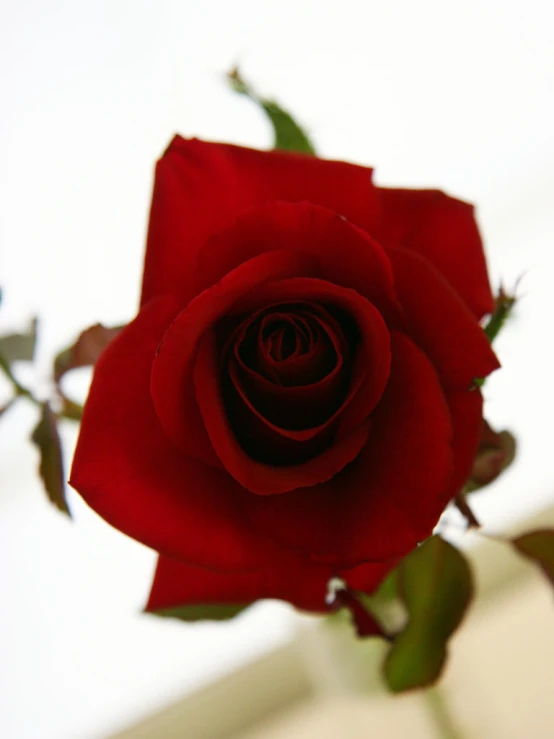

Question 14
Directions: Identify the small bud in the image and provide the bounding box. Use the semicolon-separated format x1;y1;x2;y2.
467;420;516;492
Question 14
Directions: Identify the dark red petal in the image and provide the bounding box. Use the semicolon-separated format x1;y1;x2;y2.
145;552;335;613
226;306;349;445
141;138;382;306
228;361;340;447
342;560;400;593
378;188;494;319
387;246;500;390
230;277;391;438
445;387;485;497
145;553;396;615
252;310;341;387
151;249;318;463
324;331;456;563
230;356;346;432
193;201;398;317
70;297;281;571
248;332;454;566
194;330;371;495
228;303;350;431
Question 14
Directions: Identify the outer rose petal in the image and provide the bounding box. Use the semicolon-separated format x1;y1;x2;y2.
445;387;485;498
387;246;500;389
192;277;391;495
141;138;382;306
378;187;494;319
248;332;454;567
70;297;283;571
146;553;396;614
192;202;398;319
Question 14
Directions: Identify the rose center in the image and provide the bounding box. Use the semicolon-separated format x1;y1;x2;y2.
219;301;358;466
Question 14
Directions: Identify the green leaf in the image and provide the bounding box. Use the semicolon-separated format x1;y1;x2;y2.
367;568;399;604
359;569;407;635
383;536;474;693
31;402;70;516
149;603;249;622
0;317;38;364
54;322;122;384
227;67;316;155
513;530;554;588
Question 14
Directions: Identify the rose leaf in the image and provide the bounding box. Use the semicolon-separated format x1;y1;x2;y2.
54;322;123;384
0;317;38;363
513;530;554;588
383;536;474;693
31;401;70;517
54;322;123;420
227;67;316;155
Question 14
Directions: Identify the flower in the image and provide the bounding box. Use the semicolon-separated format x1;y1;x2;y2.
70;137;499;616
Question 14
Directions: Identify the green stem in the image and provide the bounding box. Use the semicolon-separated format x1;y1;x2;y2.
424;687;466;739
0;353;39;405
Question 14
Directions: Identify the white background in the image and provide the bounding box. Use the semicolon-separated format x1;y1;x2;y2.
1;1;553;738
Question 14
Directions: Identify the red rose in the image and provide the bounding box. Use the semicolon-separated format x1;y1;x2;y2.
70;138;499;616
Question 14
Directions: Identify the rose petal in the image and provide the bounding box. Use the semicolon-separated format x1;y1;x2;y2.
146;553;396;613
151;248;318;463
70;297;281;571
194;330;372;495
444;387;485;497
344;559;400;593
141;138;382;306
235;304;344;388
228;362;339;443
229;278;392;437
146;552;333;613
230;354;347;431
193;201;399;320
378;188;494;319
387;246;500;389
227;304;349;442
248;332;453;566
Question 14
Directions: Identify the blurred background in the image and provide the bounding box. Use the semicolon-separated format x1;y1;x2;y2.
1;1;553;737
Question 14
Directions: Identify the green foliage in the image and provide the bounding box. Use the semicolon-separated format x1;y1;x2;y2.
149;603;249;622
53;323;123;421
483;285;517;343
383;536;474;692
474;285;518;387
513;529;554;587
227;67;316;155
0;316;38;401
31;402;70;517
0;317;37;363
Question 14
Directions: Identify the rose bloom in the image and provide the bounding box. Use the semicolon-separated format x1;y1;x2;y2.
70;138;499;617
